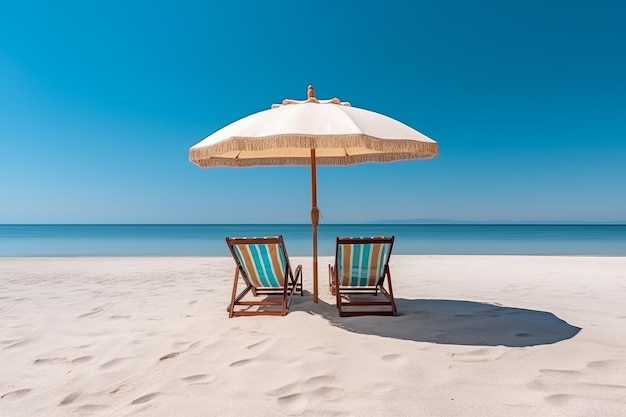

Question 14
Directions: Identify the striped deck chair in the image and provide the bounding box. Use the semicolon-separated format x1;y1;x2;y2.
328;236;397;317
226;236;303;317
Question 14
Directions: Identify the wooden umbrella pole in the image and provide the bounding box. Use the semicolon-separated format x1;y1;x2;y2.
310;148;319;303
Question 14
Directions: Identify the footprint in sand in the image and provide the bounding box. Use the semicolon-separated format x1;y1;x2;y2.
388;353;411;365
76;404;106;412
306;345;326;352
131;393;158;405
304;375;335;386
534;366;626;405
545;393;572;405
34;357;68;365
539;368;581;377
159;352;180;361
277;393;308;415
71;356;92;364
3;339;30;350
1;388;32;399
229;358;253;367
587;360;615;370
74;344;91;349
310;386;347;401
109;383;130;395
59;392;80;406
266;383;295;398
526;379;547;390
246;338;273;351
381;353;405;362
100;358;129;369
78;304;109;319
301;375;346;401
182;374;215;385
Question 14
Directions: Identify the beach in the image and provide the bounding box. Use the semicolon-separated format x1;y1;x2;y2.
1;255;625;416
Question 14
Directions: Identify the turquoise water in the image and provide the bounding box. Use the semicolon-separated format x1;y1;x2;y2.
1;224;625;257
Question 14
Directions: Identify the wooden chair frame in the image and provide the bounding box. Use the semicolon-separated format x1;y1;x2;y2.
226;236;303;317
329;236;397;317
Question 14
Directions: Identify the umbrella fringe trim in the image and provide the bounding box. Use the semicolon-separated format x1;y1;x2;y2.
189;135;438;167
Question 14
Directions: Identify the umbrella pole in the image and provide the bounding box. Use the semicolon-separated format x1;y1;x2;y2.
310;148;319;303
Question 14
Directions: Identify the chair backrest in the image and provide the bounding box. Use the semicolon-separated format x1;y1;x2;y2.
335;236;394;287
226;236;289;288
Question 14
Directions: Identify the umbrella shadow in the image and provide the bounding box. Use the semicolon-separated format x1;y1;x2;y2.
304;297;581;347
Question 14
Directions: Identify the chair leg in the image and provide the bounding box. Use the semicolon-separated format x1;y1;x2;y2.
385;268;397;316
329;265;337;296
294;265;303;296
283;265;303;314
336;281;343;315
228;268;240;318
228;270;258;317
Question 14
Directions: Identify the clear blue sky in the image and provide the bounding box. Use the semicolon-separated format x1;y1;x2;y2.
1;1;625;224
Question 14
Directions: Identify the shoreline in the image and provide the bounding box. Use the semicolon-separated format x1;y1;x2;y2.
1;255;625;416
3;253;626;259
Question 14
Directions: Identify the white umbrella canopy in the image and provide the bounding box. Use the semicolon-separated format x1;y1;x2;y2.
189;86;438;303
190;88;437;166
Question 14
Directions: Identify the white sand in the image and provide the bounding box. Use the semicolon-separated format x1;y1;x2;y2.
1;255;626;416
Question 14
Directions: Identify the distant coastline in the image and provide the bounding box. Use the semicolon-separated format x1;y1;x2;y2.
365;219;626;225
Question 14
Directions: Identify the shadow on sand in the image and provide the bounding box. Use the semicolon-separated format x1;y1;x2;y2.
304;297;581;347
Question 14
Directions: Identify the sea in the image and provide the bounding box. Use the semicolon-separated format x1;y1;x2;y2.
0;224;625;257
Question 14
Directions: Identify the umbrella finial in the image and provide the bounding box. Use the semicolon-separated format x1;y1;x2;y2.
307;85;315;99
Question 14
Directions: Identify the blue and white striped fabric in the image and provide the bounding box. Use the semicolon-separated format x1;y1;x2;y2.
232;242;287;288
337;242;391;287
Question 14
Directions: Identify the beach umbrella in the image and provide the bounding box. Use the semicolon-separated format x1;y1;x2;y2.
189;86;438;303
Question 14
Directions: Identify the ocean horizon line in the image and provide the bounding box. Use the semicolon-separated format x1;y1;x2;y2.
2;222;626;226
2;223;625;257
